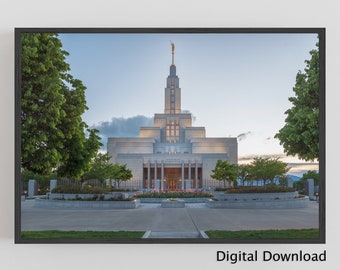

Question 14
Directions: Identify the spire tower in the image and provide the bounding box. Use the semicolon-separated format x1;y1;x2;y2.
171;41;175;65
164;42;181;114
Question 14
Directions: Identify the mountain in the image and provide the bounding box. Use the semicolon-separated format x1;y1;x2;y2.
286;174;301;182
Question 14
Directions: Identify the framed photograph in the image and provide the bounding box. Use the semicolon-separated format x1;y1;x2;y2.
15;28;325;244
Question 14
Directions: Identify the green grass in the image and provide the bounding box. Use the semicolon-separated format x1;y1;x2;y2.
21;230;145;239
205;229;319;239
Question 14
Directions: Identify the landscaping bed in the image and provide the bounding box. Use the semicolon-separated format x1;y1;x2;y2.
34;198;140;209
208;186;309;209
135;191;212;203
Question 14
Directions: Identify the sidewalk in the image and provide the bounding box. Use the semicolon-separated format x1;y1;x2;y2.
21;200;319;235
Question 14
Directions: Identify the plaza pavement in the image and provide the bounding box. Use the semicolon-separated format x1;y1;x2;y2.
20;199;319;238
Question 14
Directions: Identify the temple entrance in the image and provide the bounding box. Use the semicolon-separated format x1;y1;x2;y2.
167;174;177;190
143;164;203;190
165;168;181;190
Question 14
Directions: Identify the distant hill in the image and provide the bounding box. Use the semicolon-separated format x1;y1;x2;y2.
286;174;301;182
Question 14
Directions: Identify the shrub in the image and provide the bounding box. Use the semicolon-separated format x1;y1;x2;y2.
225;186;295;194
52;185;106;194
214;187;229;192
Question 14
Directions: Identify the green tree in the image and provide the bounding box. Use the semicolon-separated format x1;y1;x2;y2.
275;42;319;161
211;160;238;188
83;152;114;183
21;33;102;177
110;164;133;188
250;158;288;185
57;128;102;180
294;170;319;191
238;164;252;186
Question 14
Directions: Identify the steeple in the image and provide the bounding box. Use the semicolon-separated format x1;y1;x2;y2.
167;41;179;88
171;41;175;65
164;42;181;114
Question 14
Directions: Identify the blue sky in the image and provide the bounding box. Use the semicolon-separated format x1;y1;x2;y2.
59;33;318;162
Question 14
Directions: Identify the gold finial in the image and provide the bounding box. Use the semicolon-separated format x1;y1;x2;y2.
170;41;175;65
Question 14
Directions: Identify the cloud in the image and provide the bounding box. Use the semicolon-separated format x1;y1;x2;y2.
238;153;287;164
91;115;153;150
237;131;252;141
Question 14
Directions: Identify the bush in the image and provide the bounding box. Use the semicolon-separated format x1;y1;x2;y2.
52;185;106;194
225;186;295;194
214;187;229;192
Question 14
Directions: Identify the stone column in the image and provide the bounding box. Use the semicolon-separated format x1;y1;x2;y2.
195;161;198;189
307;179;314;198
147;161;151;189
28;179;37;197
161;161;164;191
50;179;58;193
188;161;191;189
181;161;184;190
154;161;157;190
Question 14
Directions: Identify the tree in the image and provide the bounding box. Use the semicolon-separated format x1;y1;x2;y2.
21;33;102;176
294;170;320;191
110;164;133;188
211;160;238;188
238;164;252;186
83;152;114;183
275;42;319;161
57;128;102;180
250;157;288;185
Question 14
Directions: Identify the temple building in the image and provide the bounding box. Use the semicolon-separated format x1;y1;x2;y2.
107;43;237;190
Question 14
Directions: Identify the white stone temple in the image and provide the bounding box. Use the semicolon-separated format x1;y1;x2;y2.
107;43;237;190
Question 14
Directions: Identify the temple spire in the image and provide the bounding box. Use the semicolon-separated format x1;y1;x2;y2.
170;41;175;65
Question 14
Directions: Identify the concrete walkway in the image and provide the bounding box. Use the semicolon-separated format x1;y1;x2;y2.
21;200;319;238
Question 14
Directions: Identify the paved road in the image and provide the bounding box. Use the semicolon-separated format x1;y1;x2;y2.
21;200;319;235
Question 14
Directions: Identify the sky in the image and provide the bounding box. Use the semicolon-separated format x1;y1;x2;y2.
59;32;319;172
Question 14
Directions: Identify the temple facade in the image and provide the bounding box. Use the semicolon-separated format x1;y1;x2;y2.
107;43;237;190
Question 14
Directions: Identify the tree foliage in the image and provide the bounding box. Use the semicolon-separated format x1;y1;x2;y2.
21;33;102;177
249;157;288;185
275;42;320;161
293;170;319;192
111;164;133;188
83;152;114;183
83;152;133;188
211;160;238;188
238;164;252;185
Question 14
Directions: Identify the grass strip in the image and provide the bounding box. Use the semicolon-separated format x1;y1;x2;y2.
205;228;319;239
21;230;145;239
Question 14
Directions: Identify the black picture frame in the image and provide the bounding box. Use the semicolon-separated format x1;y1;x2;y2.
15;27;325;244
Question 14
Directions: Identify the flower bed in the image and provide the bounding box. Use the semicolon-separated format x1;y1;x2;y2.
135;191;213;199
206;196;309;209
139;197;208;203
214;191;299;201
48;192;132;201
209;186;310;208
224;186;295;193
34;198;140;209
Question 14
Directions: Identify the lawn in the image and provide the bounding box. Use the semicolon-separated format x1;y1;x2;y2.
21;230;145;239
205;228;319;239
